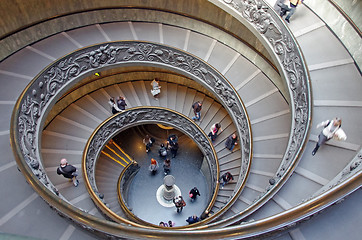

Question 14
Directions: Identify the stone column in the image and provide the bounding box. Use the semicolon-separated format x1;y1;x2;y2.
163;175;176;200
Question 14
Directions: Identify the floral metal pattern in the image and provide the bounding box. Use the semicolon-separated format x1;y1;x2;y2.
85;107;218;193
14;41;251;196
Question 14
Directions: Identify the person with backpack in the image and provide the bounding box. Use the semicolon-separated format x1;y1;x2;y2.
159;143;168;158
312;117;347;156
192;101;202;121
57;158;79;187
173;195;186;213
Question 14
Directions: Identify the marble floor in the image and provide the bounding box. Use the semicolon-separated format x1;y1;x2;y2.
114;125;209;227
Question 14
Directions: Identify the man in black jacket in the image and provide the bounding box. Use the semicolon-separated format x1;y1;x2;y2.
57;158;79;187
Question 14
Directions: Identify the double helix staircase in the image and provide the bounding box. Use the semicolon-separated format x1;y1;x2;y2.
0;0;361;239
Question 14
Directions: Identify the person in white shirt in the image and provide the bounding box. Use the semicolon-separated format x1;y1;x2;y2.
312;117;347;156
208;123;222;142
151;78;161;98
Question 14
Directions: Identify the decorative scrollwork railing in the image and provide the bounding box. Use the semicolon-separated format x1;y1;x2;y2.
9;0;317;238
11;40;251;212
201;0;312;225
84;107;219;225
83;107;218;221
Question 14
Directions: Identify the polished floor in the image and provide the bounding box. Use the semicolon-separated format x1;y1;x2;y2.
114;125;208;226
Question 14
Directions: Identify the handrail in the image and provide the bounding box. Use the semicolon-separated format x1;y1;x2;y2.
7;0;325;238
11;39;252;220
117;161;143;223
327;0;361;37
197;0;312;225
83;107;220;228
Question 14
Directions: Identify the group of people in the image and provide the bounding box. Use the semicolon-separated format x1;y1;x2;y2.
147;134;179;175
159;220;175;227
108;78;160;115
171;187;205;225
172;187;201;213
108;96;127;114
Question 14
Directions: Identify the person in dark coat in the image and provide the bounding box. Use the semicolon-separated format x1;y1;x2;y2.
163;158;171;175
57;158;79;187
117;96;127;111
167;134;178;148
225;133;238;151
220;172;234;188
189;187;200;201
170;142;179;158
186;215;200;224
200;210;210;220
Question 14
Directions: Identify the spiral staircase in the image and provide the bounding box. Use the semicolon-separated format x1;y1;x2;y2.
0;0;361;239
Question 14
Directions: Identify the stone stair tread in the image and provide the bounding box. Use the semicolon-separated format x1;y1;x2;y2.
296;26;352;66
175;85;188;113
237;73;278;104
132;22;161;43
199;102;223;130
131;81;150;107
163;25;189;50
41;134;86;150
166;82;178;110
187;31;215;60
251;114;291;137
182;88;197;115
100;22;134;41
158;81;168;108
246;93;289;121
66;25;108;48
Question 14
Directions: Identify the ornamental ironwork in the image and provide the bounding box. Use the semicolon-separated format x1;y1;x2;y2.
13;40;251;199
85;107;218;194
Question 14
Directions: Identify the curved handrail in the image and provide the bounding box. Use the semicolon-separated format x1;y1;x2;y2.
11;39;252;218
83;107;220;227
8;0;319;238
200;0;312;225
326;0;361;37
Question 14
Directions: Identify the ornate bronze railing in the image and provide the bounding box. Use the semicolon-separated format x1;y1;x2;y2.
83;107;219;226
198;0;312;225
9;0;342;238
11;39;252;216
